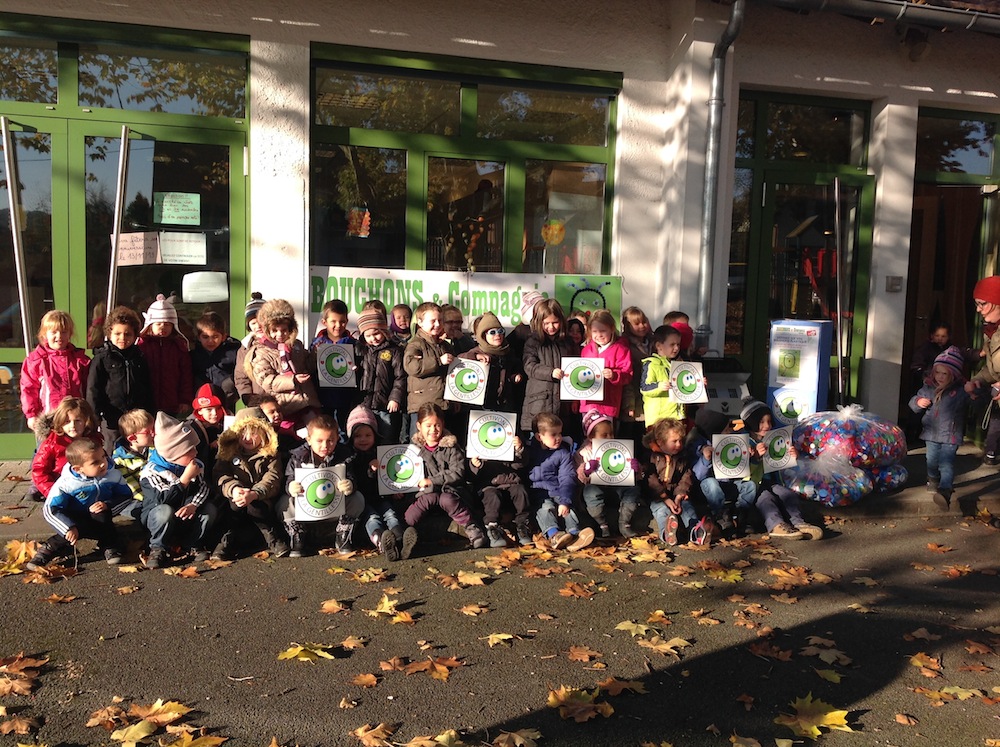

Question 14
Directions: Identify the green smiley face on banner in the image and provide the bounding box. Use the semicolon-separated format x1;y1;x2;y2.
570;366;596;391
455;368;480;393
720;443;744;470
386;454;414;482
768;435;788;460
601;449;626;475
325;352;349;378
306;479;337;509
676;370;699;396
478;422;507;449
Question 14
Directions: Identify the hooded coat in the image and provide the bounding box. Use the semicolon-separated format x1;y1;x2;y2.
214;418;282;505
20;343;91;420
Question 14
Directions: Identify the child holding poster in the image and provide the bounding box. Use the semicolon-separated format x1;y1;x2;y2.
356;309;406;445
639;325;685;425
281;414;365;557
403;303;455;435
687;408;757;538
460;313;524;411
311;298;359;431
642;417;698;546
739;398;823;541
469;432;531;548
248;299;321;424
521;298;579;443
578;311;633;429
575;410;643;538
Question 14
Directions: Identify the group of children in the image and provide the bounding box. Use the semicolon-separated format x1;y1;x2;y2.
20;291;824;572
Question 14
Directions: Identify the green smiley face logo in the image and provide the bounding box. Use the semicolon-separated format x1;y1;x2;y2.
777;396;801;419
386;454;414;482
306;479;337;509
601;449;626;475
677;370;699;396
768;435;788;460
478;422;507;449
455;368;480;393
570;366;596;391
720;442;744;470
326;352;349;378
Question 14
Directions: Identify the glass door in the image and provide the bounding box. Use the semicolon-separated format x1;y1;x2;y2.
731;172;874;400
68;121;246;346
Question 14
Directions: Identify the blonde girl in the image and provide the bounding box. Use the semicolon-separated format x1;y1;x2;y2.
578;310;633;424
21;310;91;432
31;396;103;499
521;298;579;440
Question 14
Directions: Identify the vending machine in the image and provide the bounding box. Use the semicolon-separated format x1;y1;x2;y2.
766;319;833;427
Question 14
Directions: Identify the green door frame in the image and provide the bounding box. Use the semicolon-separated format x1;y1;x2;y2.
738;169;875;401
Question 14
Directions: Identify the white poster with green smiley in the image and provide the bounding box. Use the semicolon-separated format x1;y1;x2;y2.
466;411;517;462
559;357;605;401
444;358;488;406
589;438;636;487
762;426;794;473
316;343;356;388
376;444;424;496
668;361;708;404
294;465;347;521
712;433;751;479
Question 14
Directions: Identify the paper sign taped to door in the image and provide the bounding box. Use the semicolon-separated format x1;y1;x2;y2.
159;232;207;265
155;192;201;226
182;271;229;303
117;232;159;266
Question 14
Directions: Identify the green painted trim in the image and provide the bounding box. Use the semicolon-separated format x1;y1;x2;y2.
311;42;622;92
461;85;477;139
0;434;40;459
406;154;427;270
0;12;249;52
603;96;618;274
914;171;998;185
504;160;526;271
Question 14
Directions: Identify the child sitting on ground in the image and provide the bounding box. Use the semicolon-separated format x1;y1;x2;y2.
470;432;531;548
21;310;91;433
642;417;698;546
282;414;364;557
138;294;193;417
575;410;643;539
402;403;487;557
27;439;133;570
112;408;155;507
344;405;405;561
640;325;686;425
739;398;824;541
32;397;104;502
355;309;406;445
187;383;228;477
249;299;321;425
688;408;757;537
527;412;594;551
191;310;242;413
139;413;219;569
909;346;971;511
213;409;290;560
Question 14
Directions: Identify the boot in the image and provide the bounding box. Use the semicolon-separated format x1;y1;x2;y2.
211;531;235;562
335;517;356;555
25;541;58;571
618;502;638;539
286;522;305;558
486;522;508;548
260;526;290;558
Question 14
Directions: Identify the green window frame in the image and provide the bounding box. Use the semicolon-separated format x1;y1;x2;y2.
310;43;621;274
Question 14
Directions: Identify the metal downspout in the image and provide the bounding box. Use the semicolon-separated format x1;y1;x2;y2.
696;0;745;354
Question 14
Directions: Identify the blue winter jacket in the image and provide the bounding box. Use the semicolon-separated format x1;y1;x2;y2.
43;462;133;537
526;437;577;506
909;383;971;446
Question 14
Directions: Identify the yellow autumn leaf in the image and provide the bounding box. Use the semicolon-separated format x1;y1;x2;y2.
391;611;416;625
457;570;489;586
481;633;514;647
773;693;853;738
277;643;336;662
491;728;542;747
460;604;488;616
351;722;395;746
321;599;348;614
110;719;157;743
729;735;761;747
616;620;655;637
546;685;614;722
707;568;743;583
814;668;842;683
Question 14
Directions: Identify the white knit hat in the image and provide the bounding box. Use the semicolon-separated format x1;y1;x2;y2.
141;294;179;335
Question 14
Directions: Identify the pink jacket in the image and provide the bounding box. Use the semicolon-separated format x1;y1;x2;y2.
20;344;91;420
579;336;633;418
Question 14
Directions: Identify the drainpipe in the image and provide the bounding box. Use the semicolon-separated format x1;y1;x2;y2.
696;0;745;354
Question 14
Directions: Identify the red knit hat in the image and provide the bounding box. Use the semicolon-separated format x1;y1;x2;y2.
192;382;223;412
974;276;1000;306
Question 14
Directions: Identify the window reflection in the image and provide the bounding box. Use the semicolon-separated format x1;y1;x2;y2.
0;39;57;104
478;84;609;146
312;145;407;268
764;102;866;165
523;160;605;274
426;158;505;273
79;44;247;117
916;115;995;175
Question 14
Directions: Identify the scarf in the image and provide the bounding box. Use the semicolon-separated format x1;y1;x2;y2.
261;337;296;374
148;449;185;476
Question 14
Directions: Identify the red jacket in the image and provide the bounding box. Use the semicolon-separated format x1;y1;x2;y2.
579;336;634;418
138;333;193;415
20;344;90;420
32;431;104;497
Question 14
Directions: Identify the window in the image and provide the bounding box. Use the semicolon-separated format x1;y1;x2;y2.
916;112;996;175
310;46;620;273
0;38;57;104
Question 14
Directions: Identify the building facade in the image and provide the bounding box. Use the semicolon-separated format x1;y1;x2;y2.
1;0;999;456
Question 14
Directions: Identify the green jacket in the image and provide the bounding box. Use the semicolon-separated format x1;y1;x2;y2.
639;354;684;424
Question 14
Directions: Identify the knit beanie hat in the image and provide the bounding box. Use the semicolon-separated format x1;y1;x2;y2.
245;292;266;324
154;412;199;464
671;321;694;352
234;406;266;424
933;345;965;382
257;299;297;335
346;405;379;439
739;397;772;435
192;382;223;413
974;276;1000;306
694;407;730;438
357;310;388;335
582;409;613;438
520;290;544;325
141;293;178;335
474;312;510;356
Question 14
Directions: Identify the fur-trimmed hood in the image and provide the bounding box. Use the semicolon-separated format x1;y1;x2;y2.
216;416;278;462
411;431;458;449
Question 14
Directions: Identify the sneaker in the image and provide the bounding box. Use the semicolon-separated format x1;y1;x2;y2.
335;519;355;555
926;479;939;493
269;538;291;558
599;524;611;539
192;548;211;563
104;548;123;566
550;531;574;550
662;515;679;547
486;523;508;549
288;525;305;559
932;490;952;512
145;547;167;570
567;527;595;552
25;542;57;571
380;530;401;562
717;514;735;538
401;527;419;560
26;484;44;503
211;533;234;562
793;522;824;540
768;522;804;540
986;452;999;466
515;522;534;546
465;523;487;550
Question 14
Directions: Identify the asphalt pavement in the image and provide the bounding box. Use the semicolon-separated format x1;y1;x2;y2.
1;446;1000;746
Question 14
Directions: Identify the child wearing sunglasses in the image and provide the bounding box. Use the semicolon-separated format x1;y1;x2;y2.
460;312;524;412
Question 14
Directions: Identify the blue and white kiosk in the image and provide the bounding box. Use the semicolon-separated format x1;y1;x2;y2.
766;319;833;427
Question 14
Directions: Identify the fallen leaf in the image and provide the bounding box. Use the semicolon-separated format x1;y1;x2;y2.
559;581;595;599
911;562;934;571
707;568;743;583
546;685;614;722
0;715;38;735
117;565;140;573
116;585;140;595
341;636;367;650
128;699;192;726
770;593;798;605
852;576;878;587
457;570;489;586
926;543;954;553
895;713;918;725
596;677;646;696
814;668;842;683
646;610;671;624
351;722;395;746
966;640;995;655
637;636;691;659
773;692;854;738
616;620;655;637
351;673;379;688
729;736;761;747
41;593;75;604
277;643;336;663
0;516;18;525
566;646;602;663
390;611;416;625
321;599;349;614
736;693;754;711
481;633;514;648
903;627;941;642
749;642;793;661
492;729;542;747
460;604;488;616
339;697;357;709
400;730;466;747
